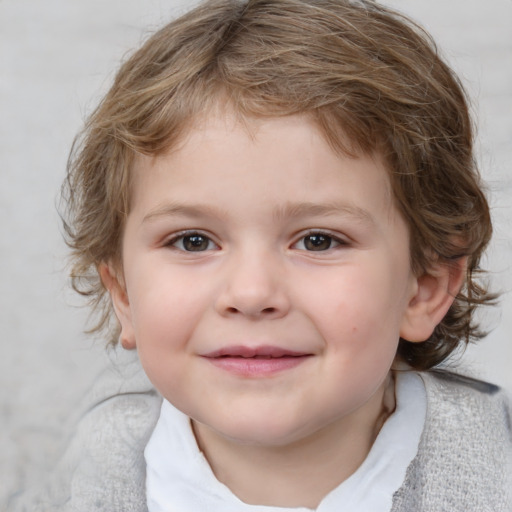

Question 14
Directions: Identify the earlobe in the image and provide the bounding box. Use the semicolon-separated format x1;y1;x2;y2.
400;257;467;343
99;263;137;350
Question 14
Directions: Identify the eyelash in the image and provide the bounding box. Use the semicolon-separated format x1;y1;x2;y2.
164;230;349;253
293;231;348;252
165;231;219;252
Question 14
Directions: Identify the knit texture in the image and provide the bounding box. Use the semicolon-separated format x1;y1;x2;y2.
391;371;512;512
8;352;161;512
9;357;512;512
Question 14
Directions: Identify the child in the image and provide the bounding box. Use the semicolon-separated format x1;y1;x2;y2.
20;0;512;510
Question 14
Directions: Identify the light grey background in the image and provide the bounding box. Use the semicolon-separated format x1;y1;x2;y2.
1;0;511;506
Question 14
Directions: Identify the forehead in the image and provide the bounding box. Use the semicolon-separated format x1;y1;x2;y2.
129;111;396;221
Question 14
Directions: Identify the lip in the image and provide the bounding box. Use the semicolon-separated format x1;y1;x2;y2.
201;345;313;377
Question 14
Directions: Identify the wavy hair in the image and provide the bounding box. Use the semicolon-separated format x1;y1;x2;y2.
62;0;495;370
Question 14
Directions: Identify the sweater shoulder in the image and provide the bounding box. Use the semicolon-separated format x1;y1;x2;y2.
424;368;502;395
9;351;161;512
392;369;512;512
422;369;511;431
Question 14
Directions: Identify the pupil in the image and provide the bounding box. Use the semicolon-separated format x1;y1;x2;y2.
184;235;208;251
305;234;331;251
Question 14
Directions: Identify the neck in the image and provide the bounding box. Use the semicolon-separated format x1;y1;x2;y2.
192;373;396;509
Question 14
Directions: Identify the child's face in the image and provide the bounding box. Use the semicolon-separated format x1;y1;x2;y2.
113;111;419;448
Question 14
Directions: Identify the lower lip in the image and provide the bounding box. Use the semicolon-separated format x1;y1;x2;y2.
205;355;311;377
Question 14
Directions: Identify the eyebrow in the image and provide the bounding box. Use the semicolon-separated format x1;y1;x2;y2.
142;201;376;226
142;203;230;224
272;201;376;226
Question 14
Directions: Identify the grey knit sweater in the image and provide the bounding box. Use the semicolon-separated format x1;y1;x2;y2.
10;356;512;512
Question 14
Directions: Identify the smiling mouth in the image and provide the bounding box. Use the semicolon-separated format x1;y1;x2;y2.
202;345;312;376
204;345;308;358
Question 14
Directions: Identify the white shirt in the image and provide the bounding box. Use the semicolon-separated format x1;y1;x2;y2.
145;371;426;512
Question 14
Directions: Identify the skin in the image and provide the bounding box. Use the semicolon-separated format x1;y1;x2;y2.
103;110;464;508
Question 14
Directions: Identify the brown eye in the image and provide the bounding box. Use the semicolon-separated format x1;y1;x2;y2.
182;235;210;251
170;233;217;252
303;234;334;251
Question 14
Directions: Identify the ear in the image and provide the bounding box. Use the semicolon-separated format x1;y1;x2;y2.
99;263;136;350
400;257;467;342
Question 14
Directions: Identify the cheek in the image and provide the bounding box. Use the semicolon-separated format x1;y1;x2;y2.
129;279;201;397
126;267;204;350
298;263;403;350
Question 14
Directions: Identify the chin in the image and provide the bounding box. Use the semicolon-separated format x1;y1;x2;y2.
206;415;315;448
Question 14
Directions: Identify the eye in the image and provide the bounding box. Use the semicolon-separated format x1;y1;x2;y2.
294;232;344;251
168;233;218;252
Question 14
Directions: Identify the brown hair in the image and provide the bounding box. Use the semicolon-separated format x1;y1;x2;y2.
62;0;494;370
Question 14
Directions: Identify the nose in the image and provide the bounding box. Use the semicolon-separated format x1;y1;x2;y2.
214;250;290;320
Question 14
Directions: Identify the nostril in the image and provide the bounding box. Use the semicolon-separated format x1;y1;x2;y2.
226;306;278;316
225;306;277;315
